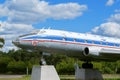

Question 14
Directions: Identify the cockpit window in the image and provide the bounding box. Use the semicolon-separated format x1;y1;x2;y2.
19;30;46;37
19;30;39;37
38;30;46;34
19;33;36;37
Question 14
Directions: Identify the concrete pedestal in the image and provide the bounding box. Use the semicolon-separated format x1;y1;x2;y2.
30;65;60;80
75;64;103;80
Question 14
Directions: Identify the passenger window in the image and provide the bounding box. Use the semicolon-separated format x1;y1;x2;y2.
119;44;120;47
100;41;102;45
115;43;119;47
87;40;92;44
74;38;76;42
92;41;94;44
85;40;87;43
106;42;108;45
63;37;66;41
94;41;100;44
108;42;114;46
114;44;116;47
79;39;84;43
102;42;107;45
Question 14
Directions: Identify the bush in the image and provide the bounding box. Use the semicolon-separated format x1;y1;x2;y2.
0;56;13;73
7;61;26;74
56;57;75;75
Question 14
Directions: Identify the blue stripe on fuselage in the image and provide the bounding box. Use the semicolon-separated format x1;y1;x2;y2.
22;35;63;40
21;35;120;47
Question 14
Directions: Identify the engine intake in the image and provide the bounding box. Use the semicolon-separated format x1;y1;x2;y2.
83;47;101;56
83;47;89;56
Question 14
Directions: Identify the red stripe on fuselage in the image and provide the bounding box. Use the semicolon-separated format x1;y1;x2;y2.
20;39;120;50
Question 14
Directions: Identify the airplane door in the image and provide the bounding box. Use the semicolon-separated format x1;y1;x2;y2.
31;36;39;47
32;40;38;46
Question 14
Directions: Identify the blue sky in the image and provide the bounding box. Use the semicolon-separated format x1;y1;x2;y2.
29;0;120;33
0;0;120;51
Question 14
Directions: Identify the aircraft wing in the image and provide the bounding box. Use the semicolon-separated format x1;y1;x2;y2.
99;48;120;61
83;46;120;61
100;48;120;54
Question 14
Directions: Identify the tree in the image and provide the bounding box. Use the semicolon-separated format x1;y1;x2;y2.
0;56;13;73
56;57;76;75
45;54;67;66
0;38;4;48
7;61;26;74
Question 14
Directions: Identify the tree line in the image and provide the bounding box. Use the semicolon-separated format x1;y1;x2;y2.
0;49;120;75
0;38;4;48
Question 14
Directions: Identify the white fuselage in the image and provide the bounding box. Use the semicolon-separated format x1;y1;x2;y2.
12;29;120;61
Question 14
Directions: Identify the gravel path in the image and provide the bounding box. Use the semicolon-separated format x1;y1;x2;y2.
0;75;25;78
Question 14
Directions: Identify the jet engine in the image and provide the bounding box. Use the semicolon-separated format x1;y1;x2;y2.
83;47;101;56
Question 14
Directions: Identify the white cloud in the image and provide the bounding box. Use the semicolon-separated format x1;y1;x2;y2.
1;37;18;52
108;13;120;23
106;0;114;6
48;3;87;20
0;21;34;34
115;9;120;13
0;21;34;52
0;5;9;17
92;11;120;38
0;0;87;24
92;22;120;37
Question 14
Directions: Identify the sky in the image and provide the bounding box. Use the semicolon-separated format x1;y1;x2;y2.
0;0;120;52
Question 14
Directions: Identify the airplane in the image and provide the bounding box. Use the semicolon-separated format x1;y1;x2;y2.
12;29;120;68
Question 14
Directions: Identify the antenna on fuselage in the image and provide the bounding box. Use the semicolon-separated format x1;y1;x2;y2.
48;27;51;30
41;27;45;30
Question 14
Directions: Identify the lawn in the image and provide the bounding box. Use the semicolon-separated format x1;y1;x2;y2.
0;75;120;80
0;76;30;80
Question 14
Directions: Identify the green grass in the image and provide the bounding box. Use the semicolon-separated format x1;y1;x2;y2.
0;75;120;80
60;75;75;80
103;74;120;80
60;75;120;80
0;76;30;80
104;78;120;80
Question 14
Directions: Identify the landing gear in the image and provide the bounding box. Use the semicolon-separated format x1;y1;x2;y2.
82;61;93;69
40;54;46;65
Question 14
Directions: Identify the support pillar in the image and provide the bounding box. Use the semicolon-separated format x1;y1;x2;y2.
30;65;60;80
75;64;103;80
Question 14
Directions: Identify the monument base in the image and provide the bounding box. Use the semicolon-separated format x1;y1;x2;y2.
75;64;103;80
30;65;60;80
